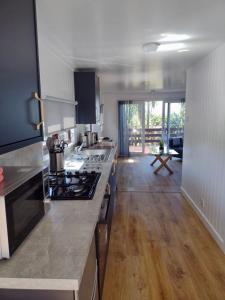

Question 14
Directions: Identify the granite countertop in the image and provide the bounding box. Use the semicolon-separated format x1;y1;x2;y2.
0;145;117;291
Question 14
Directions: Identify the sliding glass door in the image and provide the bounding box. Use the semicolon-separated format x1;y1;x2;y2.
144;101;163;154
128;102;144;154
163;101;185;145
118;100;185;156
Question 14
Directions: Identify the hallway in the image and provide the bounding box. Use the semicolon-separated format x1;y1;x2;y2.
103;156;225;300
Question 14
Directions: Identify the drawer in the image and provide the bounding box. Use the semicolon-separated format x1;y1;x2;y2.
78;235;97;300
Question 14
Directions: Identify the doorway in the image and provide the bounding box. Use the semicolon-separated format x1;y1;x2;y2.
118;100;185;156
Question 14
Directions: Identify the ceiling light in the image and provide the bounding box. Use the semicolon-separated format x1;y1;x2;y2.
160;34;190;42
157;43;185;52
143;42;160;53
178;49;190;53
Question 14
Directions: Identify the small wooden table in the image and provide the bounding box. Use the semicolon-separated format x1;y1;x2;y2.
150;147;178;174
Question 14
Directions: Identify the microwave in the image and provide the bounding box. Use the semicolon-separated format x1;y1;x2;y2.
0;169;45;259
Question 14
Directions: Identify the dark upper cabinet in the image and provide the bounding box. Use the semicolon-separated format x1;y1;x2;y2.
0;0;43;155
74;71;100;124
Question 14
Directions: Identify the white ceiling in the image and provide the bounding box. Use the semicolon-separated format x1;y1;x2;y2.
37;0;225;93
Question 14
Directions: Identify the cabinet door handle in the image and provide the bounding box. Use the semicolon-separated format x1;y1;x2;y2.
32;92;44;130
106;183;111;196
111;160;117;176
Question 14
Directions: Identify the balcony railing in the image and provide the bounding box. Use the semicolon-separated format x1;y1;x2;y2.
129;127;184;145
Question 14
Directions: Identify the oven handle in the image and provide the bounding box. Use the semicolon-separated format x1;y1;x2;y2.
106;183;111;196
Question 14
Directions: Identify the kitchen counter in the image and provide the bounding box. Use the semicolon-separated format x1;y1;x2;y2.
0;145;117;291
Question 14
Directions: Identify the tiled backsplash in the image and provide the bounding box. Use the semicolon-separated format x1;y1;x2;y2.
0;142;43;167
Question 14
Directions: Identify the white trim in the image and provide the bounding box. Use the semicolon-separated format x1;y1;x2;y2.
101;88;185;95
101;89;185;100
0;278;79;291
181;186;225;254
44;95;78;106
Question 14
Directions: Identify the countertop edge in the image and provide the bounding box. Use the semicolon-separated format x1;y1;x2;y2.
0;278;79;291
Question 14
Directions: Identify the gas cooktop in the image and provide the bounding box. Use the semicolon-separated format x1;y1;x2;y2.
49;171;101;200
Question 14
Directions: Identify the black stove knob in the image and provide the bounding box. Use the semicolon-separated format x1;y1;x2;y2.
83;171;88;175
75;171;80;176
91;171;96;174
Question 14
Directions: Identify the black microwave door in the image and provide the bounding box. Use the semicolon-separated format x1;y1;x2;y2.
5;172;44;255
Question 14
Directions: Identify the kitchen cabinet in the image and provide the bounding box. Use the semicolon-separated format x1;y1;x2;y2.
78;236;99;300
96;165;117;299
0;0;43;155
74;71;100;124
0;290;74;300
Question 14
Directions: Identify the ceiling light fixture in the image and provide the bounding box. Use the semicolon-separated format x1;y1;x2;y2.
160;33;190;42
178;49;190;53
143;42;160;53
157;43;185;52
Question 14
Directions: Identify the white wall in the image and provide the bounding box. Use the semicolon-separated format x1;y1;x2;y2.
102;90;185;141
181;43;225;253
36;3;76;135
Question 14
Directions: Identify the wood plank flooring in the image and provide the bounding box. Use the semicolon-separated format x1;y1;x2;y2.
103;156;225;300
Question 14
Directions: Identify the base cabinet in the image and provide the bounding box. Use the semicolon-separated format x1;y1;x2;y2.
78;236;98;300
0;290;75;300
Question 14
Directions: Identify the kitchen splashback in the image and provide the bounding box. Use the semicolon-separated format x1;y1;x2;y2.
0;142;43;167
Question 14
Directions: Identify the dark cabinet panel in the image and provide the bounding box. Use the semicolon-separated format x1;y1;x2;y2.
0;289;74;300
74;71;100;124
0;0;42;155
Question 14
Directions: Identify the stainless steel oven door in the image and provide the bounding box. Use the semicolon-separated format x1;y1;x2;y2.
2;171;44;258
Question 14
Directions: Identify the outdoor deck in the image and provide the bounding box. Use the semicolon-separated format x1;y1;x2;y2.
129;127;184;153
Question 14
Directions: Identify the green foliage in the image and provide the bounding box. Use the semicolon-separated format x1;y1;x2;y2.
159;139;164;148
126;101;185;129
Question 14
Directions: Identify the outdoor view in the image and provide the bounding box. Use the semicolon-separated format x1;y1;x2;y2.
128;101;185;154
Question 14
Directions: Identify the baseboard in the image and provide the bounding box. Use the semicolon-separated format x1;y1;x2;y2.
181;186;225;254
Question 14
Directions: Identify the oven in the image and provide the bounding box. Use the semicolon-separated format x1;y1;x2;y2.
42;166;49;200
95;183;114;299
0;171;45;259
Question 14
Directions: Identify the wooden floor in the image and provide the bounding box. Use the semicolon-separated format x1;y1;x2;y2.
103;156;225;300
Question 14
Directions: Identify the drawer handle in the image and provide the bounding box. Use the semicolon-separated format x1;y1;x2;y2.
32;92;44;130
111;160;117;176
106;183;111;196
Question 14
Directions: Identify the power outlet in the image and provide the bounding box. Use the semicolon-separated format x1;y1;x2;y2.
199;197;204;210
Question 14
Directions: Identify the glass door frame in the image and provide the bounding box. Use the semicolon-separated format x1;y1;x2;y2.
128;100;184;155
128;100;145;155
162;100;185;146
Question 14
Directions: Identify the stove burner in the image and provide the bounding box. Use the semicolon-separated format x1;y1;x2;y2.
68;185;85;193
49;171;101;200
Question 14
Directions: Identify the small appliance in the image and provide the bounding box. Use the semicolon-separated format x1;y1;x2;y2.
0;167;44;259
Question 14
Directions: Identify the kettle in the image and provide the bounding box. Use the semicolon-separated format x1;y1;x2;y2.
48;138;67;173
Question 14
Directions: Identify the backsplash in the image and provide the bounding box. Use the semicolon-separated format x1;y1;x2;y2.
0;142;43;167
0;125;102;168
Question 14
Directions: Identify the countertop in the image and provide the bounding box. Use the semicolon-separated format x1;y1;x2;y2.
0;145;117;291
